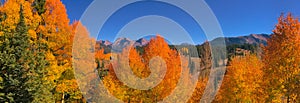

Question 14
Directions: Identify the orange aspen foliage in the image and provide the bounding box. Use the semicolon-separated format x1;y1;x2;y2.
187;77;208;103
72;21;102;102
0;0;22;32
0;0;41;42
39;0;73;65
95;48;111;61
129;47;147;78
262;13;300;102
55;79;82;100
103;35;182;102
144;35;182;101
39;1;75;102
214;54;264;103
72;21;96;81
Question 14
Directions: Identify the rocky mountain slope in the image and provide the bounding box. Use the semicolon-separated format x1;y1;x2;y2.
211;34;270;46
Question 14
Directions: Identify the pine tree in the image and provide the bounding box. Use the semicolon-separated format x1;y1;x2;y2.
27;19;53;103
0;5;33;102
33;0;46;15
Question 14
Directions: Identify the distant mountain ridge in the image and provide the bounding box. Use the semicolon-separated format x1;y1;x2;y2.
96;34;271;51
97;40;112;46
97;37;150;52
211;34;270;46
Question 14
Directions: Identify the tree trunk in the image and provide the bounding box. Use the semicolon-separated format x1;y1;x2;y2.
61;92;65;103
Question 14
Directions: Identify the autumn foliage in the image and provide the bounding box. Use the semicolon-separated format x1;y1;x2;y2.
262;13;300;102
0;0;83;102
0;0;300;102
214;13;300;103
214;54;264;102
102;35;182;102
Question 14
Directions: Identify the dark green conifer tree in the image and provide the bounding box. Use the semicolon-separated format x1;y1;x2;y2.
0;5;33;102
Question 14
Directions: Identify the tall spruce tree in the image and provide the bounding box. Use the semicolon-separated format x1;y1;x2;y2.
28;31;53;103
29;0;53;102
0;5;33;102
27;21;53;102
33;0;46;15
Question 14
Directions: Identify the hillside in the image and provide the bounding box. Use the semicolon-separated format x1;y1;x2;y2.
211;34;270;46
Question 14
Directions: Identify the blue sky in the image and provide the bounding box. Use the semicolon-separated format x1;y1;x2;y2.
61;0;300;44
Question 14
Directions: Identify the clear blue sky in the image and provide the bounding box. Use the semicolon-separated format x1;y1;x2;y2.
61;0;300;44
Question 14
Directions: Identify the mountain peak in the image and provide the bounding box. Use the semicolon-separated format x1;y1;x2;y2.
97;40;112;46
96;37;150;52
135;38;149;47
